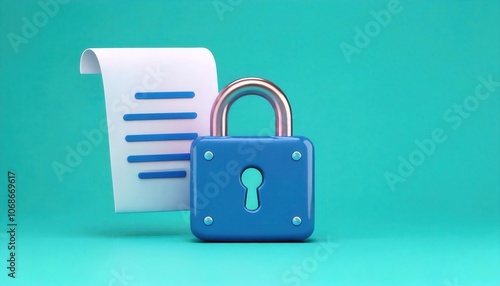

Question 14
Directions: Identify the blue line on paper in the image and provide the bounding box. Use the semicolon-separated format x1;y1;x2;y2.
125;133;198;142
128;153;191;163
135;91;195;99
138;170;187;179
123;112;197;121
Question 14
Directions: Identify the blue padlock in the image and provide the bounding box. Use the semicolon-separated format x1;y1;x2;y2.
190;78;314;241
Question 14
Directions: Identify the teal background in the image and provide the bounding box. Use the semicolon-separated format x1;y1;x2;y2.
1;0;499;285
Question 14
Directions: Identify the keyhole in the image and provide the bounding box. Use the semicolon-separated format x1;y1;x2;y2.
241;167;263;211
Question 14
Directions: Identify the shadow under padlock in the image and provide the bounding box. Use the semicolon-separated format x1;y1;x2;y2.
190;77;315;242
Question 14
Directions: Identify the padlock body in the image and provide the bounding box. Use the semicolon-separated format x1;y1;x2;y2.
190;136;314;241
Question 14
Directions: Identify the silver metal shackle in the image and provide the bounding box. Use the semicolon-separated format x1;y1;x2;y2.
210;78;292;137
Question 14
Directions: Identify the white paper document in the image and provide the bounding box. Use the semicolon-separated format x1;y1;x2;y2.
80;48;218;212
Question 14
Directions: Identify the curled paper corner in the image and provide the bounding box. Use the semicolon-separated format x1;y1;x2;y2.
80;48;101;74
